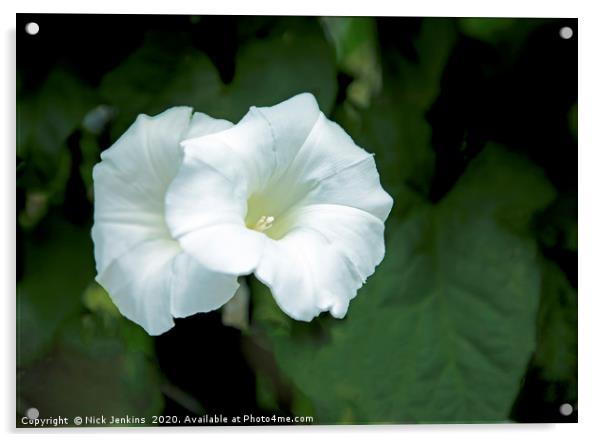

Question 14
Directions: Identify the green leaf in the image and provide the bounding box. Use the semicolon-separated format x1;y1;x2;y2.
17;314;164;425
251;145;555;423
459;18;518;44
101;20;337;138
321;17;381;107
533;261;577;396
458;18;549;59
536;192;578;252
17;69;96;185
17;216;96;366
225;21;337;118
321;17;375;63
337;18;458;200
100;32;224;138
82;282;121;319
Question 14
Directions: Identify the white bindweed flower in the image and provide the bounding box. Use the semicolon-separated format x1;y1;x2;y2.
92;93;393;335
166;94;393;322
92;107;240;335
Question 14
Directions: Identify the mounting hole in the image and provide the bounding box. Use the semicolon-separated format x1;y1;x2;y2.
559;403;574;416
26;407;39;419
559;26;573;40
25;22;39;35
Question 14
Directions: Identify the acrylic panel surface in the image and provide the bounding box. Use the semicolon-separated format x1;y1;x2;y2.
16;14;577;427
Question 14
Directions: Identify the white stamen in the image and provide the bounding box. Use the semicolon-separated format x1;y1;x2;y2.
253;215;275;232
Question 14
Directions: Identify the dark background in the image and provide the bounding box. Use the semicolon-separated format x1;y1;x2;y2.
16;15;577;425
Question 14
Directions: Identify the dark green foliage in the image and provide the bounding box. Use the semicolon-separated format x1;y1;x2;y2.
100;19;337;138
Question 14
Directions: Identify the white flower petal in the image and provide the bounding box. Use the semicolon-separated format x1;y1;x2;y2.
255;229;362;321
252;92;321;171
170;253;240;319
254;204;384;320
184;112;233;139
165;139;248;239
181;108;274;192
282;203;386;282
97;239;180;335
92;107;239;335
302;154;394;223
179;93;320;194
92;107;193;272
97;239;239;335
165;140;268;275
273;112;393;222
174;224;267;276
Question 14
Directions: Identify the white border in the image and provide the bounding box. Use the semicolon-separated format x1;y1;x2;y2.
1;0;584;17
3;1;600;441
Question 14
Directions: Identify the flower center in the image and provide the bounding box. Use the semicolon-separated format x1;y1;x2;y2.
244;177;312;240
252;215;275;232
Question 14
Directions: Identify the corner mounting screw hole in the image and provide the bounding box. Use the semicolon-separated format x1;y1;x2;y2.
559;26;573;39
25;22;39;35
26;407;39;419
559;403;573;416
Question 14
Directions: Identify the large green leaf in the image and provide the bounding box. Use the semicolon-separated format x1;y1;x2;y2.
17;216;96;366
101;20;337;138
250;145;555;423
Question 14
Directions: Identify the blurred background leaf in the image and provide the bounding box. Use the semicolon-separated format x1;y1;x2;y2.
534;261;577;392
334;18;458;212
18;312;163;425
99;32;223;138
17;69;96;190
17;215;95;366
459;18;519;44
101;18;337;138
321;17;381;108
